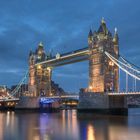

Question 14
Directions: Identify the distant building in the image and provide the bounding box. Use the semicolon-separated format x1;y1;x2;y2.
11;84;28;97
10;81;65;97
0;85;10;98
51;81;65;96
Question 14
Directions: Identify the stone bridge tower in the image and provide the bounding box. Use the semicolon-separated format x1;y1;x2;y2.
28;42;52;97
88;19;119;93
28;50;36;96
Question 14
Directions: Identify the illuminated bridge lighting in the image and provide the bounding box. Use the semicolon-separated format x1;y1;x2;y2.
35;49;90;66
39;98;59;104
108;92;140;95
40;95;79;104
0;98;19;102
40;95;79;99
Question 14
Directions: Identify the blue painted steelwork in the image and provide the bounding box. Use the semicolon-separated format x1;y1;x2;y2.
40;97;58;104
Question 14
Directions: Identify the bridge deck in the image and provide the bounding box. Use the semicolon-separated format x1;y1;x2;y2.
108;92;140;95
0;98;19;102
35;48;90;67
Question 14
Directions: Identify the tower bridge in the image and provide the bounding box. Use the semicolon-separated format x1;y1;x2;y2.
2;18;140;114
30;18;119;97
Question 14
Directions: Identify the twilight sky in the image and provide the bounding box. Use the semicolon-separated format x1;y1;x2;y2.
0;0;140;92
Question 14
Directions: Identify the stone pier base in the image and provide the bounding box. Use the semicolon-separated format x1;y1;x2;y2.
15;96;40;110
78;92;128;115
15;96;60;112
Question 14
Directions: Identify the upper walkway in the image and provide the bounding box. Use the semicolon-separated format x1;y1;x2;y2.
35;47;90;67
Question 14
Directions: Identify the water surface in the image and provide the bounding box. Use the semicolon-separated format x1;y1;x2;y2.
0;109;140;140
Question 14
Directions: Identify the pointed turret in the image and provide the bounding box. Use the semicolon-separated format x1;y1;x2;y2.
29;50;35;66
113;28;119;56
36;42;46;61
102;17;105;23
113;27;119;44
88;29;93;37
38;42;44;48
35;42;44;54
88;29;93;45
29;50;33;56
98;17;108;35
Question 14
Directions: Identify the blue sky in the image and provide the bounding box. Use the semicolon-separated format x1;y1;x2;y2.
0;0;140;92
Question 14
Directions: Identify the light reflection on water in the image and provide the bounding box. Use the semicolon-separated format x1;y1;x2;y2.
0;109;140;140
87;124;95;140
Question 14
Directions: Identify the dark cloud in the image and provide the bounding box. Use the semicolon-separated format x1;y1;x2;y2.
0;0;140;92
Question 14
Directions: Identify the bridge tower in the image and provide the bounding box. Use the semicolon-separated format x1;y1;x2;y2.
88;18;119;93
28;51;37;96
28;42;52;97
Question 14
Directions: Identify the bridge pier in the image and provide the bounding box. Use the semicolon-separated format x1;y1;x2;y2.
15;96;61;112
15;96;40;110
127;94;140;107
39;101;60;112
78;92;128;115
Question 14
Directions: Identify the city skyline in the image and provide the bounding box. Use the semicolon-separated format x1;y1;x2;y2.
0;0;140;92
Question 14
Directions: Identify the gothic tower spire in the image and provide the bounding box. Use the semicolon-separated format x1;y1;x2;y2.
113;27;119;43
98;18;108;35
88;29;93;46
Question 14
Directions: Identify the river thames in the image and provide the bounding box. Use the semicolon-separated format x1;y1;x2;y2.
0;109;140;140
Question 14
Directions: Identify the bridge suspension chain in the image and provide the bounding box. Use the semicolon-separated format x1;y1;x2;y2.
10;71;29;97
105;51;140;81
107;52;140;74
120;56;138;91
120;55;140;70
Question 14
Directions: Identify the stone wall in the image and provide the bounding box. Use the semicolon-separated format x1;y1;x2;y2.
78;92;140;111
127;95;140;106
109;95;127;108
15;96;40;109
78;92;109;109
78;92;129;109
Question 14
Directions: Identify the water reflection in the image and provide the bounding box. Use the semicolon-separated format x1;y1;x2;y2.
87;124;95;140
0;109;140;140
62;110;79;139
0;112;4;140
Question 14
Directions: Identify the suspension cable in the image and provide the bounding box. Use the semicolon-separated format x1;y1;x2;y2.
105;51;140;81
10;71;28;97
107;52;140;74
120;55;140;70
120;56;140;74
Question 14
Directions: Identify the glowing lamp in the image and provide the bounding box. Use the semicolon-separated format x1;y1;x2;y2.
89;86;92;90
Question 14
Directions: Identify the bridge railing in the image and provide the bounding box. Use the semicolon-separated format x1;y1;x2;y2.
0;98;19;102
107;92;140;95
40;95;79;99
